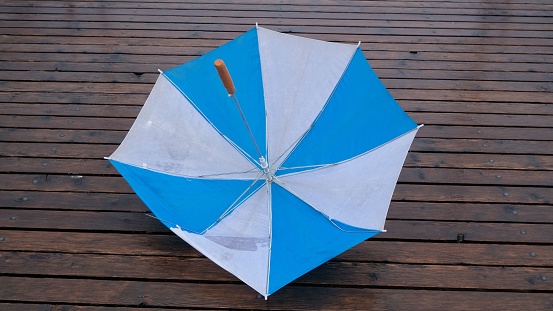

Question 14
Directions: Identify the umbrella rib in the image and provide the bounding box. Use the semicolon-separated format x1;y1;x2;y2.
202;171;266;233
277;164;327;172
230;94;264;162
109;157;260;181
145;172;265;235
265;179;272;299
159;70;261;168
269;46;360;171
275;124;424;177
272;176;380;234
195;167;259;179
144;213;181;230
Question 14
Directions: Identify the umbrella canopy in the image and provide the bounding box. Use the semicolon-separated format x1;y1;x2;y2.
107;25;421;298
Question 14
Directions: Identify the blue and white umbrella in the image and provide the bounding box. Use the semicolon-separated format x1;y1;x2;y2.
107;25;421;298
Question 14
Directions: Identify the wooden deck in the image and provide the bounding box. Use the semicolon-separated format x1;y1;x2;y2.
1;0;552;310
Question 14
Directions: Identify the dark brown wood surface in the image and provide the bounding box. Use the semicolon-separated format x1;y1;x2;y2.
1;0;552;310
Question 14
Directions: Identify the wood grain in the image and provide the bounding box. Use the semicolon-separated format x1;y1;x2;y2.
1;0;552;310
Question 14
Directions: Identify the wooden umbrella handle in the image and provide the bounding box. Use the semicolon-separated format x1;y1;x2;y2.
214;59;236;95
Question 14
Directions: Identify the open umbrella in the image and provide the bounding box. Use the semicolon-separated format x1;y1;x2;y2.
106;25;421;298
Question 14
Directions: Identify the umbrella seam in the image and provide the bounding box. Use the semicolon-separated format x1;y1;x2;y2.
144;174;266;236
265;181;273;297
159;70;263;170
269;46;360;173
108;158;260;180
277;124;423;178
273;176;382;234
256;26;271;175
202;172;267;234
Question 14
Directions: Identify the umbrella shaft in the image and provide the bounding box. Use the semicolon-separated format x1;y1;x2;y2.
230;94;264;163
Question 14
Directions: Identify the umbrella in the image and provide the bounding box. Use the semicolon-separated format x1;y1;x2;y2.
106;25;422;298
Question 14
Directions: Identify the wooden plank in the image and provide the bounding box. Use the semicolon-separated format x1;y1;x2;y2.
0;209;168;233
3;103;553;128
0;82;149;94
1;31;550;54
3;63;553;86
3;75;551;94
2;118;552;146
4;101;553;118
7;26;552;46
3;64;553;85
3;0;553;11
392;89;553;104
0;92;147;106
1;162;551;186
3;29;553;52
2;126;552;145
405;152;553;170
2;47;551;65
398;167;553;186
1;251;552;291
0;304;196;311
0;191;147;212
1;0;551;12
1;209;552;243
1;230;551;267
0;103;142;118
1;276;552;311
3;57;552;76
341;240;553;267
0;150;549;174
418;126;553;141
0;142;117;158
389;202;553;223
2;1;552;17
411;113;553;128
0;230;189;256
404;101;553;115
2;89;549;107
0;157;134;176
411;138;553;155
0;129;126;143
0;189;551;224
304;262;553;290
0;158;115;175
1;173;552;203
3;20;553;40
3;14;553;35
2;114;553;136
0;115;134;131
0;174;135;193
394;183;552;204
13;48;553;66
2;139;552;160
0;69;156;84
3;10;552;29
382;220;553;243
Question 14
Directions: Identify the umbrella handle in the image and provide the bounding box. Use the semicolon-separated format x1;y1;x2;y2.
214;59;236;95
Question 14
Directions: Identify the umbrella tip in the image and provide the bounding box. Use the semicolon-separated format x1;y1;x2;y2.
256;22;259;29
